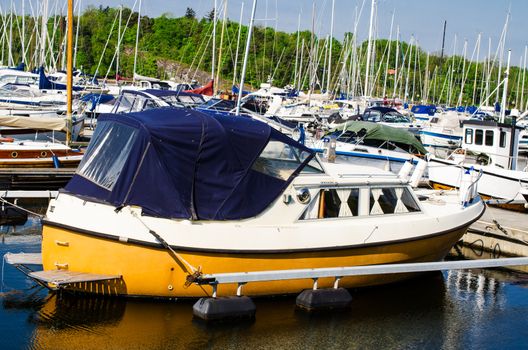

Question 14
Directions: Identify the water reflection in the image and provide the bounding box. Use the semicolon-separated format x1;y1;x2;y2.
1;230;528;349
22;273;447;350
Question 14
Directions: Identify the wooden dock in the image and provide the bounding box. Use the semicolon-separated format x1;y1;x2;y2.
0;168;76;191
461;206;528;272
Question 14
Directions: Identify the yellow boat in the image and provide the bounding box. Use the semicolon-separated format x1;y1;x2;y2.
40;108;484;298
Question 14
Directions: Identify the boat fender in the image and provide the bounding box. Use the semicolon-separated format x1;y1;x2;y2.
52;155;61;169
409;159;427;188
398;161;413;182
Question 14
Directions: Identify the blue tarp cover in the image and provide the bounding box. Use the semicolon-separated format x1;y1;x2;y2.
38;67;83;91
411;105;436;115
66;108;314;220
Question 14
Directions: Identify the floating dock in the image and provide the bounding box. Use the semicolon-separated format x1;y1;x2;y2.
463;206;528;272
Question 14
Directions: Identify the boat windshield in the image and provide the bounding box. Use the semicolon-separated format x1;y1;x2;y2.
383;112;410;123
252;138;314;180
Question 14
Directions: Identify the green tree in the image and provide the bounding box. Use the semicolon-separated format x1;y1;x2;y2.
185;7;196;19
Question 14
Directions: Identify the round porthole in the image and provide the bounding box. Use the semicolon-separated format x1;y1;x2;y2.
40;151;47;157
296;188;311;204
11;151;18;158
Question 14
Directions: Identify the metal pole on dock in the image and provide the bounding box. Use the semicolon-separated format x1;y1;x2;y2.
66;0;73;146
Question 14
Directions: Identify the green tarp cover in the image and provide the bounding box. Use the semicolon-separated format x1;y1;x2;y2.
331;120;427;154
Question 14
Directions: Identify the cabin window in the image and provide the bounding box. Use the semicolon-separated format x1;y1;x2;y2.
300;188;360;219
369;187;420;215
252;139;311;181
500;131;507;148
485;130;494;146
475;129;483;145
465;129;473;144
300;186;419;220
77;121;138;190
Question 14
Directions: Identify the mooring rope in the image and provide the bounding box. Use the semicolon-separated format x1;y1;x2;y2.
0;196;44;219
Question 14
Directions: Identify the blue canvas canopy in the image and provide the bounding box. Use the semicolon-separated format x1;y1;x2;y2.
66;108;315;220
411;105;436;116
38;66;83;91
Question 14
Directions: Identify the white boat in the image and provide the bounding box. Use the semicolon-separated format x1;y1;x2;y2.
420;110;466;156
37;108;484;298
428;119;528;209
306;120;427;173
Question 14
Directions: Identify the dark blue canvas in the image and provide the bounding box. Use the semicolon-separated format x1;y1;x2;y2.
38;66;83;91
66;108;314;220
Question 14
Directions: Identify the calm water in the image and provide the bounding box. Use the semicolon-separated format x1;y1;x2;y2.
1;220;528;349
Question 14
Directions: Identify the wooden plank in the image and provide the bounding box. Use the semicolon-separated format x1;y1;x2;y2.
28;270;121;287
0;168;76;175
4;252;42;265
0;190;58;198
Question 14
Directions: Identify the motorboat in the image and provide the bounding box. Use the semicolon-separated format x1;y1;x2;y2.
362;106;422;136
306;120;427;173
410;105;437;124
37;108;484;298
428;119;528;210
419;110;466;156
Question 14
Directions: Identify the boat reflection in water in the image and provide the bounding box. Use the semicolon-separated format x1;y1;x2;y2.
20;269;526;349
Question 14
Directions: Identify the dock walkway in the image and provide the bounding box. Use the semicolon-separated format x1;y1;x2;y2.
464;206;528;270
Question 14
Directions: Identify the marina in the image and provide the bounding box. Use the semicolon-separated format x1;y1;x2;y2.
0;0;527;348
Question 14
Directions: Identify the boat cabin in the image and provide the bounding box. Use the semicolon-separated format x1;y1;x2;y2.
461;120;521;170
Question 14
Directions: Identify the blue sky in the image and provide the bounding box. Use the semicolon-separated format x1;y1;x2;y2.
1;0;526;63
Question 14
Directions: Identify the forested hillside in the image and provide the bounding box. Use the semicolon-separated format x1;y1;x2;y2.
3;5;525;108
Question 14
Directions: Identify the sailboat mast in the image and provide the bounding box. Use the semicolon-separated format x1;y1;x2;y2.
116;5;122;78
308;1;315;98
232;2;244;87
382;10;394;99
40;0;48;66
500;49;511;123
326;0;335;94
440;20;446;60
472;33;481;105
235;0;257;116
73;0;81;69
364;0;376;97
215;0;227;92
133;0;141;82
392;25;399;98
66;0;73;145
496;12;509;104
522;45;527;111
211;0;217;81
293;12;300;89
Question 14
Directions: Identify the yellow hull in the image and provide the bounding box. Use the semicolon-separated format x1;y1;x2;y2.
41;224;468;298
